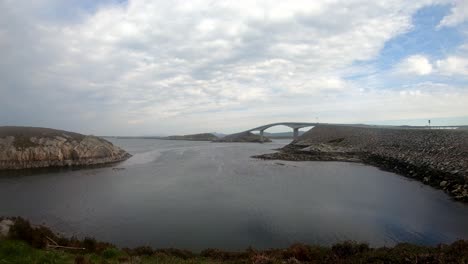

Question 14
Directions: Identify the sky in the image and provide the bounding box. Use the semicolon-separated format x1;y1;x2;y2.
1;0;468;136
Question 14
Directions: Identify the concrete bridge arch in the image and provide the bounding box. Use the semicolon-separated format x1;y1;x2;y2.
246;122;318;142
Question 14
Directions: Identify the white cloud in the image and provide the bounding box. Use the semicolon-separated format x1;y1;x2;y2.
438;0;468;28
435;56;468;75
0;0;467;135
394;53;468;77
394;55;433;75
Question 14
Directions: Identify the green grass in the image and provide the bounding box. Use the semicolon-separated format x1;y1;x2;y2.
12;136;40;149
0;240;72;264
0;240;226;264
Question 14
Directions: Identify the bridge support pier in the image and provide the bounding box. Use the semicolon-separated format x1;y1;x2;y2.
293;128;299;140
260;130;264;143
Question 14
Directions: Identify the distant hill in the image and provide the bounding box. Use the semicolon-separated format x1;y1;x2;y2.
214;132;272;143
212;132;227;138
164;133;218;141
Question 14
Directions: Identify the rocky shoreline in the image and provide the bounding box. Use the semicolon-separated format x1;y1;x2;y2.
0;126;131;170
254;125;468;203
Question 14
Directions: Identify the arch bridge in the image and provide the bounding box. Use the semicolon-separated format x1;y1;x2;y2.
246;122;318;142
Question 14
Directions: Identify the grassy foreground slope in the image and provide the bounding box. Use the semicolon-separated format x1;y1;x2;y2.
0;240;219;264
2;238;468;264
1;218;468;263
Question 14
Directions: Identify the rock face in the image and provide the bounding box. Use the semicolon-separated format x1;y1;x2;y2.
214;131;272;143
0;126;131;170
164;133;218;141
255;124;468;202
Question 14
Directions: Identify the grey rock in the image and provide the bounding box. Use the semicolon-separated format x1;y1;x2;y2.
0;126;131;170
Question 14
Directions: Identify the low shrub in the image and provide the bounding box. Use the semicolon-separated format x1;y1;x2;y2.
101;247;121;259
132;246;154;256
331;240;369;258
82;237;97;252
154;248;195;260
200;248;248;261
283;243;328;262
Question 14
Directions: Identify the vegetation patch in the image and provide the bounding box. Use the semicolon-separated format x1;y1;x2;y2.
0;126;85;141
12;136;40;149
1;217;468;263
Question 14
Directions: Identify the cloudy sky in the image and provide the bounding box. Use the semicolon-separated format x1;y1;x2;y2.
1;0;467;135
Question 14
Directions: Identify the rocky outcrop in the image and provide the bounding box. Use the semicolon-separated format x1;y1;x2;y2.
0;126;131;170
214;131;272;143
254;125;468;202
164;133;218;141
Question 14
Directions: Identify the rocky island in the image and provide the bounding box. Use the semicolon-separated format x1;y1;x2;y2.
164;133;218;141
214;131;272;143
255;124;468;202
0;126;131;170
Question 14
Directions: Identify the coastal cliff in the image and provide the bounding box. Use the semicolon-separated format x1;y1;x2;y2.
255;125;468;202
0;127;131;170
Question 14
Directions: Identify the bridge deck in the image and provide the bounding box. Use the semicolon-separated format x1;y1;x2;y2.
246;122;318;132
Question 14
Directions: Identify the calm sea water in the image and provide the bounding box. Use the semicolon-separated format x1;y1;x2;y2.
0;138;467;251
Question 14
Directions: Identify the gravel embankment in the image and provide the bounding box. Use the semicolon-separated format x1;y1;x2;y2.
255;125;468;202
